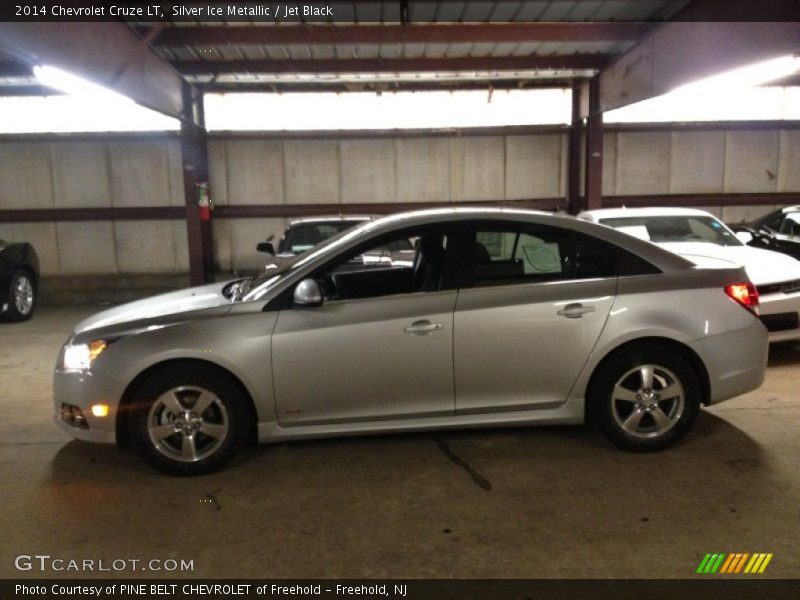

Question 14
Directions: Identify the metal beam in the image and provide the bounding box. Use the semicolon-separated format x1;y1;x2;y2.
597;10;800;114
0;23;185;118
214;199;565;218
0;207;183;223
601;192;800;209
0;85;62;97
197;78;579;95
0;62;31;77
7;193;799;225
583;77;603;210
148;23;647;47
566;84;583;215
174;55;611;76
180;82;212;285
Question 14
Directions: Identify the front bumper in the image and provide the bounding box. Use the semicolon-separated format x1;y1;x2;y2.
693;318;768;405
759;290;800;343
53;369;125;444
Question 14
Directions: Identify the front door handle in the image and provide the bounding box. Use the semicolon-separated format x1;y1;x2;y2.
557;303;596;319
404;320;443;335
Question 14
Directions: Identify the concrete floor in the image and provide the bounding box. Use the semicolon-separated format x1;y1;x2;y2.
2;306;799;579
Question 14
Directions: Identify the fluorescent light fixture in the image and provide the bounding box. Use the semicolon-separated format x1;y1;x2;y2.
606;54;800;123
0;64;181;132
33;65;133;105
673;54;800;94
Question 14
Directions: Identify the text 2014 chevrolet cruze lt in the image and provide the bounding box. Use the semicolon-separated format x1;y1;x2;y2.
54;209;768;475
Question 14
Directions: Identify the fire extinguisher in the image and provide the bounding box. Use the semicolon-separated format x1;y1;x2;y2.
197;182;212;221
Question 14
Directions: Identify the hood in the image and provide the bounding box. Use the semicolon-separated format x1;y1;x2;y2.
658;242;800;285
73;281;236;336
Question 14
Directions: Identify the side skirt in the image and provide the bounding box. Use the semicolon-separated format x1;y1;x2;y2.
257;398;585;443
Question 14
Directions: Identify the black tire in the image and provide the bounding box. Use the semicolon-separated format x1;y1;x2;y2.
588;344;701;452
129;365;250;475
3;270;36;322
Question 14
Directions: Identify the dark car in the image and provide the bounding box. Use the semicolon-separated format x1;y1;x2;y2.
729;205;800;261
0;238;39;322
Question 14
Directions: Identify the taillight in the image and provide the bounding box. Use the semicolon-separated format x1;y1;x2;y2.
725;282;759;314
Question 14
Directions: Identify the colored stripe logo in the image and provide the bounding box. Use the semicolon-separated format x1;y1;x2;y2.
697;553;773;574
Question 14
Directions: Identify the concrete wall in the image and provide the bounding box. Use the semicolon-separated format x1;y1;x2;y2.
0;138;187;276
1;128;798;276
209;134;569;271
603;129;800;222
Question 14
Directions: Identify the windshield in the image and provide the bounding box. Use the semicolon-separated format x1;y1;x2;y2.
243;223;370;301
279;221;366;254
600;215;742;247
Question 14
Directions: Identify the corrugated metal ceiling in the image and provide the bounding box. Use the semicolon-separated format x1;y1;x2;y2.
142;1;690;86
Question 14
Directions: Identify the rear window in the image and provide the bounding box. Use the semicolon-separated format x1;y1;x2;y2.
600;215;741;247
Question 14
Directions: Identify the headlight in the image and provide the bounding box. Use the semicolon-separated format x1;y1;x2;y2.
62;340;107;371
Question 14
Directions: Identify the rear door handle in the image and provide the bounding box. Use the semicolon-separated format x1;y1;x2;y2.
557;303;596;319
404;320;443;335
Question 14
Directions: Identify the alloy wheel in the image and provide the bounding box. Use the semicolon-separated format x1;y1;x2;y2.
14;275;34;315
147;386;229;462
610;364;685;439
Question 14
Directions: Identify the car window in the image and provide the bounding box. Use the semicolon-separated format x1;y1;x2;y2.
467;224;617;288
780;213;800;236
310;227;447;302
763;214;785;232
600;215;741;246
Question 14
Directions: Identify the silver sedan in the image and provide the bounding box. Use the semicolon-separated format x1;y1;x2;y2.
54;209;768;475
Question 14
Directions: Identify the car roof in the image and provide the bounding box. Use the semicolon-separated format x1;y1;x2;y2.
354;207;694;272
288;216;372;225
579;207;715;220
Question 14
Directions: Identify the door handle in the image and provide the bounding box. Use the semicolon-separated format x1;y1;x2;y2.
557;303;596;319
404;320;443;335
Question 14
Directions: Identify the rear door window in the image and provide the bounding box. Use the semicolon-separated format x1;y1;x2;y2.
465;223;618;288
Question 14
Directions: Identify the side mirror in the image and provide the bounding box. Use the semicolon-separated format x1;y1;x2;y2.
256;241;276;255
293;279;323;307
735;231;754;245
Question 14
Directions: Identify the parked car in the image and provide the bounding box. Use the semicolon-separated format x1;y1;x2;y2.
579;207;800;343
54;208;767;475
728;205;800;261
256;216;371;269
0;238;39;322
257;215;415;271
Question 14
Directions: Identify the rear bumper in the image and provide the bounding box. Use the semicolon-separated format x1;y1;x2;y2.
52;370;124;444
693;319;768;405
760;291;800;343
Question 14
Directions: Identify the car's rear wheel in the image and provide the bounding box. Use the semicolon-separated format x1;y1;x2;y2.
129;365;249;475
3;270;35;322
589;344;700;452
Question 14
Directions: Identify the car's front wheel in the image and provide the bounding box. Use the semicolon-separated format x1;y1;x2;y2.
129;365;250;475
3;270;35;322
589;344;701;452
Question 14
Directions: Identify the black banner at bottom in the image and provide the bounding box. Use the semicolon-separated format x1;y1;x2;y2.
4;579;800;600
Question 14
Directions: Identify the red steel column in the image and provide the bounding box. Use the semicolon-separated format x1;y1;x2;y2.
567;83;583;215
584;76;604;211
180;82;211;285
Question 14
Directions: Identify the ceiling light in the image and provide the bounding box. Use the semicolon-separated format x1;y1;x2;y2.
33;65;133;104
673;54;800;95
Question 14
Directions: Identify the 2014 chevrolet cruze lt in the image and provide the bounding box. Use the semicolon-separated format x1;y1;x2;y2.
54;209;768;475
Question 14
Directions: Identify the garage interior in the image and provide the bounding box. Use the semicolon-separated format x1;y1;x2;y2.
1;0;800;579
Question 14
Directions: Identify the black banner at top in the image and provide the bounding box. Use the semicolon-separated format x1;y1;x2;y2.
0;0;799;23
